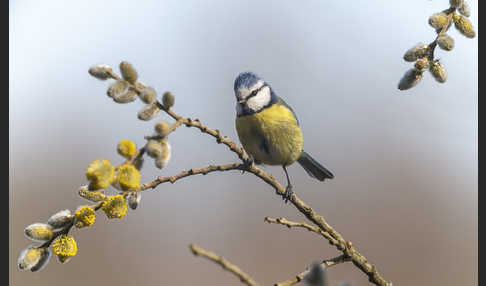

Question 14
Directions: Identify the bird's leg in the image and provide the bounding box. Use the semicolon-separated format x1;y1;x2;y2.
282;166;293;203
241;153;254;174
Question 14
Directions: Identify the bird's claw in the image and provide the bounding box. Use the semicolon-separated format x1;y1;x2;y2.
241;155;254;174
283;184;293;203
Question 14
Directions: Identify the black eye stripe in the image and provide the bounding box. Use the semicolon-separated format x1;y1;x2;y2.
246;83;268;100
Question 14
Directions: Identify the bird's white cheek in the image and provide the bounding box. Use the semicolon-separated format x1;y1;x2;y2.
246;88;270;111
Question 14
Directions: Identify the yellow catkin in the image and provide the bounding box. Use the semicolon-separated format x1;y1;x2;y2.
86;159;115;190
74;206;96;228
117;164;141;190
453;12;475;38
117;139;137;158
102;195;128;219
51;235;77;258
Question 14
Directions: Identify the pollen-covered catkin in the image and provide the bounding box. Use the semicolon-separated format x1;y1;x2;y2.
51;235;77;264
102;195;127;219
117;164;141;190
74;206;96;228
117;139;137;159
86;159;115;190
453;13;475;38
78;185;107;202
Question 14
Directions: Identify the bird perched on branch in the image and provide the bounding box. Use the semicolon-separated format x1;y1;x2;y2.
234;71;333;202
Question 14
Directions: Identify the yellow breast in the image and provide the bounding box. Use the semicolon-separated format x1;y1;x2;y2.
235;103;303;166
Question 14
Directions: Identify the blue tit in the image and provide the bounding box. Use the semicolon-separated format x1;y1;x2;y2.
234;71;334;202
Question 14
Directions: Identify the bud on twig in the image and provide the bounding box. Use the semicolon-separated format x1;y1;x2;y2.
88;64;113;80
429;60;447;83
398;68;423;90
437;34;455;51
162;91;175;109
119;61;138;84
403;43;429;62
138;103;161;121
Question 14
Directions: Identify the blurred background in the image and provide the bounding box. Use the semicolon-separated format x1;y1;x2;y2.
10;0;477;285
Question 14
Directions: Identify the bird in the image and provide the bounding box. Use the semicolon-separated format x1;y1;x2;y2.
233;71;334;202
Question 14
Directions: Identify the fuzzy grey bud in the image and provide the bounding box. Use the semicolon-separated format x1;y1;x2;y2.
429;60;447;83
140;87;157;104
428;13;449;29
88;64;113;80
119;61;138;84
458;2;470;17
162;91;175;109
47;210;74;230
154;121;171;138
113;88;137;103
30;248;51;272
398;68;423;90
146;140;163;158
127;192;141;210
403;43;429;62
449;0;464;8
24;223;54;242
138;103;161;121
437;34;455;51
155;141;171;169
17;245;45;270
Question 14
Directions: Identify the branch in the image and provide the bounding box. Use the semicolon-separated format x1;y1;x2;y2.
264;217;340;248
275;255;351;286
189;244;260;286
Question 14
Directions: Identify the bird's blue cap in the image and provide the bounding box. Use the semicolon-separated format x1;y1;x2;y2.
234;71;261;91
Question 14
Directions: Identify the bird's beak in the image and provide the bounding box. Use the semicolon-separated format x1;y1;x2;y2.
237;99;245;104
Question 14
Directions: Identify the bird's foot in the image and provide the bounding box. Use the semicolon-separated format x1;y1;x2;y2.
241;155;254;174
283;184;293;203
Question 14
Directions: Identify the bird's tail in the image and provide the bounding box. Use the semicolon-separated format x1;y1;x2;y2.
297;151;334;181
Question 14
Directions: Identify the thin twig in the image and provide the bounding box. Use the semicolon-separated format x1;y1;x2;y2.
264;217;340;247
275;255;351;286
189;244;260;286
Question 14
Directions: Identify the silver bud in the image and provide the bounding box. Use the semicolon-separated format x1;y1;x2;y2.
24;223;54;242
47;209;74;230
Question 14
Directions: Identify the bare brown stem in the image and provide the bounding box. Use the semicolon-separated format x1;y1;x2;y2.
189;244;260;286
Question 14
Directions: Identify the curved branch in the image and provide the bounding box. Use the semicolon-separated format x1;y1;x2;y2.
189;244;260;286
